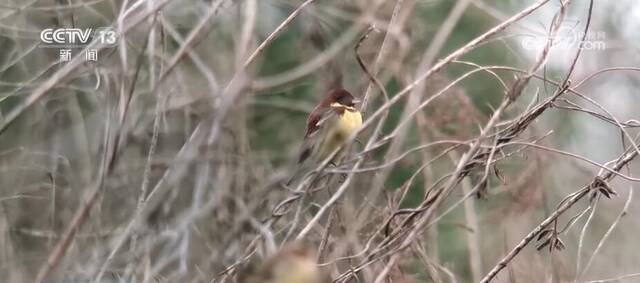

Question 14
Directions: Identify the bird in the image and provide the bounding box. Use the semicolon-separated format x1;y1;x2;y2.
297;88;363;166
239;242;329;283
285;88;362;186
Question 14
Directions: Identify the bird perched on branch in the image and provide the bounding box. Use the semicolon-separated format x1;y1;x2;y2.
285;89;362;186
298;88;362;164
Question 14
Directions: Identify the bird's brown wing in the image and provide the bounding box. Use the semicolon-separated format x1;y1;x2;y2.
297;107;339;164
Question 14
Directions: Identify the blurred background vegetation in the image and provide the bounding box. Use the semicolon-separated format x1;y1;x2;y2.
1;0;639;282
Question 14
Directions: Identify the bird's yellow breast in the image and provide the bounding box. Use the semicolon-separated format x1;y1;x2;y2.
334;107;363;137
317;103;362;161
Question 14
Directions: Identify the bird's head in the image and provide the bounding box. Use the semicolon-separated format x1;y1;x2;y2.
324;88;360;108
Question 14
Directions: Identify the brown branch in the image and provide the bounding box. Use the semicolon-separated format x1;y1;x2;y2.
480;145;638;283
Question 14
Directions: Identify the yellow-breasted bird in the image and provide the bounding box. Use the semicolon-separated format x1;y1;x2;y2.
297;88;363;166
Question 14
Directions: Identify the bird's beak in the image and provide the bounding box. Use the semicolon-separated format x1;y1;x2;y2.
352;99;362;105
